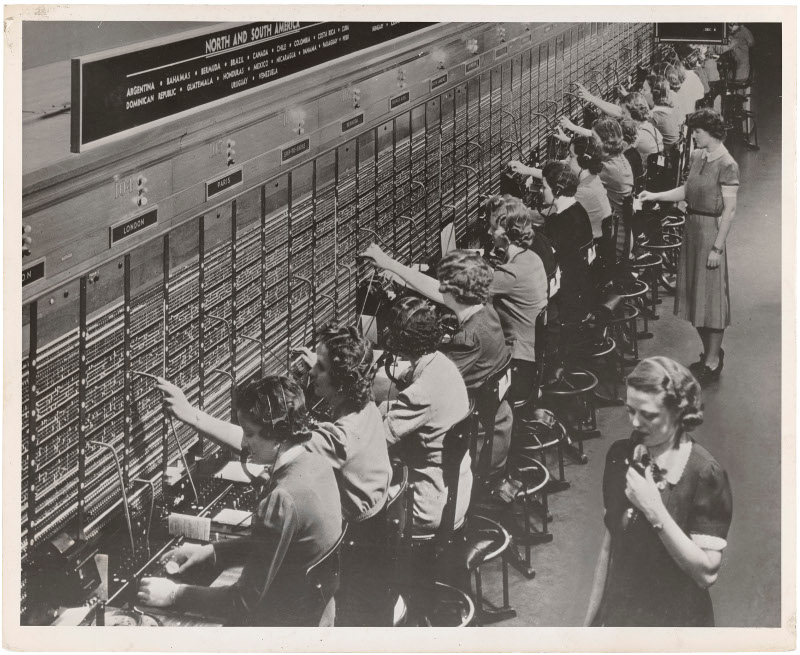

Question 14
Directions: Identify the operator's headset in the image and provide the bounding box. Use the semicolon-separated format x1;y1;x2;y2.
379;297;441;392
239;379;291;488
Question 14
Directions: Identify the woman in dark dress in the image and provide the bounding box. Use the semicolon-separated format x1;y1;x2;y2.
540;162;594;322
585;357;733;627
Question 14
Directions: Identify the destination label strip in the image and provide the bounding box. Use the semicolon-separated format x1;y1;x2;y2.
206;167;244;200
73;21;434;150
281;137;311;163
430;73;448;91
109;208;159;246
22;259;46;288
341;112;365;133
389;91;410;110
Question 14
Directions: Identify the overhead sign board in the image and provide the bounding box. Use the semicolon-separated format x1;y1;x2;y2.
71;21;435;151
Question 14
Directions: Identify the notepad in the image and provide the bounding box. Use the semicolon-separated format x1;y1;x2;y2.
213;460;265;483
168;513;211;541
213;508;252;528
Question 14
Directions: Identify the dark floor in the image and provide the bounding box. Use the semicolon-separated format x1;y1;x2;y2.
479;31;783;627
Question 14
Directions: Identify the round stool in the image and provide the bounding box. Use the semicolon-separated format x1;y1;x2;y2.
629;250;664;319
612;277;653;340
463;514;516;625
514;407;571;491
574;334;622;407
424;582;475;627
641;232;682;294
540;367;600;461
600;301;641;367
661;213;685;240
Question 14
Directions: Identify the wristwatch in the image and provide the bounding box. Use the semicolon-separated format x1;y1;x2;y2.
711;246;724;254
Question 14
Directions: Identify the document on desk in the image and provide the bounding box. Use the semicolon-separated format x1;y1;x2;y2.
168;513;211;541
213;508;252;528
213;460;265;483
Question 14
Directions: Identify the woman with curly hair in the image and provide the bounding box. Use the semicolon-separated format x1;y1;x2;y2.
380;296;471;534
359;246;513;481
559;116;634;219
157;323;391;526
508;135;611;240
140;376;343;626
295;323;392;524
625;92;664;174
639;109;739;384
362;201;548;404
584;357;733;627
540;161;595;322
648;74;681;147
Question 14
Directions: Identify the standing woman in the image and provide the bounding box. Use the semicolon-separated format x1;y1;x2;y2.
639;109;738;383
585;357;732;627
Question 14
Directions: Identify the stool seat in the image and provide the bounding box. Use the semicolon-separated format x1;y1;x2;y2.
641;233;682;252
515;408;565;451
629;252;663;270
425;582;475;627
612;277;649;300
507;456;551;498
572;335;616;360
601;301;640;326
541;367;599;398
460;515;511;570
661;214;685;230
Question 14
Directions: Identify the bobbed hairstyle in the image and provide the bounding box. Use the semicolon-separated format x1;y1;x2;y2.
486;194;509;222
651;61;682;91
497;196;535;248
648;75;673;108
592;117;625;158
626;356;704;433
235;375;312;444
317;322;375;410
542;160;579;198
436;249;494;306
383;296;443;360
570;135;604;175
687;108;727;141
623;92;652;123
619;118;639;146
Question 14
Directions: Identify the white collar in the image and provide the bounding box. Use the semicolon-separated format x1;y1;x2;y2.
633;437;693;486
554;196;577;213
652;105;672;114
702;144;729;162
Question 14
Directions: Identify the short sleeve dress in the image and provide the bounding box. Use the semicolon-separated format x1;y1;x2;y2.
593;437;733;627
676;146;740;329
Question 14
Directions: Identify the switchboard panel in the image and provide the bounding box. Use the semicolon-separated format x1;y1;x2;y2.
21;24;657;609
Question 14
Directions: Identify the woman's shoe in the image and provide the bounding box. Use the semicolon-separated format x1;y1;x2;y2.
696;350;724;385
688;352;706;374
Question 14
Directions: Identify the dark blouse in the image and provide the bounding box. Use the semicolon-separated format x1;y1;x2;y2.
595;437;733;627
543;202;593;272
440;304;510;390
175;450;343;626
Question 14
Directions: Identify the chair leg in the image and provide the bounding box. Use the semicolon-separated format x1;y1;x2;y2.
473;559;518;624
506;537;536;579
